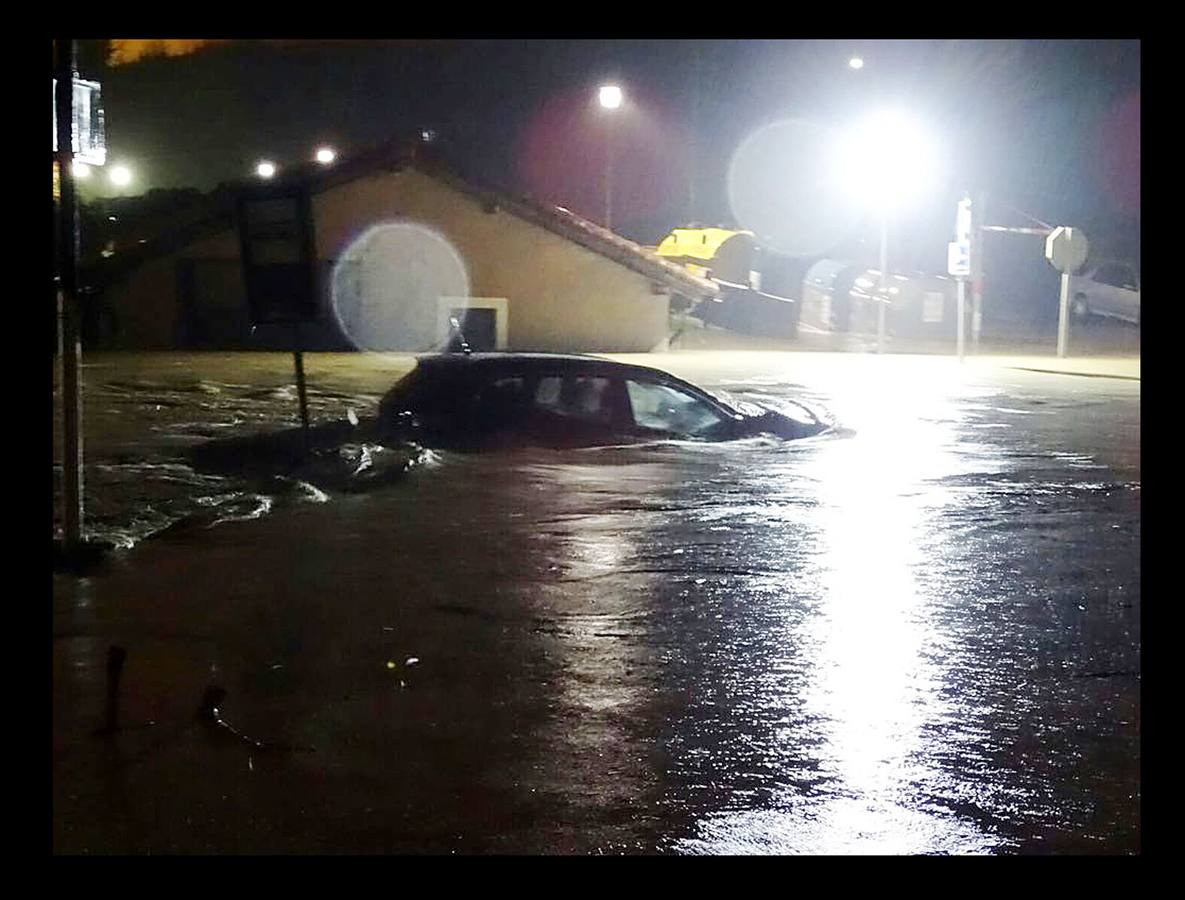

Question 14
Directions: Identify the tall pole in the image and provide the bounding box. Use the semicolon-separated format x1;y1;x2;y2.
1056;271;1071;358
956;277;966;362
688;47;701;224
877;209;888;353
971;191;986;352
54;38;84;553
604;116;615;231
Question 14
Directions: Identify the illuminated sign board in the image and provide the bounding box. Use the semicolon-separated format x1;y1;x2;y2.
52;76;106;167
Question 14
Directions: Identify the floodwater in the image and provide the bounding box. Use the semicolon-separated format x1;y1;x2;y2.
52;352;1140;854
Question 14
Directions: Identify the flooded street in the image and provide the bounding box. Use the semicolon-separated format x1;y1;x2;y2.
52;351;1140;854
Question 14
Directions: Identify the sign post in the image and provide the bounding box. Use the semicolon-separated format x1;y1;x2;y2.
1044;226;1089;358
971;192;986;351
238;189;320;454
948;194;974;362
54;38;83;556
877;211;888;354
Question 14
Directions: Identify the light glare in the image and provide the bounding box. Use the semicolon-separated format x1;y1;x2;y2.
315;147;336;165
598;84;623;110
849;56;864;70
832;110;941;210
71;162;92;178
256;161;276;179
108;165;132;187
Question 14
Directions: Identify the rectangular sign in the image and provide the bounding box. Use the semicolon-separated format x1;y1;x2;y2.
237;189;319;324
922;291;946;323
52;76;106;166
948;241;971;277
956;197;973;245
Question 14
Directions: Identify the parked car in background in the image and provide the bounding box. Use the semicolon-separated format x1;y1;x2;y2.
377;353;829;450
1072;261;1140;325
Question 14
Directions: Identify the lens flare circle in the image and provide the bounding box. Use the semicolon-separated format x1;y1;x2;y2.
727;118;861;257
330;221;471;351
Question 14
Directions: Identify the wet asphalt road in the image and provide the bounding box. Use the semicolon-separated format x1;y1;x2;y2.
52;351;1139;854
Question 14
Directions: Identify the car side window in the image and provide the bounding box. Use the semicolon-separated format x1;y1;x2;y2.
533;375;614;423
625;379;730;437
472;376;530;425
1093;264;1123;288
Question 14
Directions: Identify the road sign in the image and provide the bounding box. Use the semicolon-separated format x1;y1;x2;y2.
1045;226;1089;273
237;188;319;324
1044;226;1089;358
948;241;971;277
956;196;973;245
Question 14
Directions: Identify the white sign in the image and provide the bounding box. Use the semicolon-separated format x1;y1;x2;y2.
956;197;973;245
52;76;106;167
948;241;971;277
1045;226;1089;273
922;291;945;323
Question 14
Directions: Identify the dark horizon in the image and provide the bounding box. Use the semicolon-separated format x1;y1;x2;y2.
73;39;1140;265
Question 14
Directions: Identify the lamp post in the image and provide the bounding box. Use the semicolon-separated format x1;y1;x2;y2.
837;109;939;354
878;209;888;351
598;84;623;230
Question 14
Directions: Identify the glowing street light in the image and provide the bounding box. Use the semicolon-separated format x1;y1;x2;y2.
256;160;277;179
108;164;133;188
848;56;864;70
598;84;623;110
597;84;624;230
832;109;941;352
315;147;336;165
71;162;92;178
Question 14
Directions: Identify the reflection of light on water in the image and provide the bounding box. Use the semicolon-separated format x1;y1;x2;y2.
681;359;1003;854
803;366;998;852
524;465;664;813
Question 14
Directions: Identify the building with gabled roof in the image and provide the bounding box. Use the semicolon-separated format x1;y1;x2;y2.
89;140;719;352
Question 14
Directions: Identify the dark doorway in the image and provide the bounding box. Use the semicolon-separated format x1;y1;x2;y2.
449;307;498;351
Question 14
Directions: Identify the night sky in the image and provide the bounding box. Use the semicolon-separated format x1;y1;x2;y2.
75;39;1140;269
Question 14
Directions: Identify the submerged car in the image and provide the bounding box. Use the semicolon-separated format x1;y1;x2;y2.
376;353;828;450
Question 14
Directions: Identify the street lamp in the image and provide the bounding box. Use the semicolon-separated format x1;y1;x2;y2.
108;164;133;188
315;146;336;165
834;110;940;352
256;160;277;179
597;83;623;230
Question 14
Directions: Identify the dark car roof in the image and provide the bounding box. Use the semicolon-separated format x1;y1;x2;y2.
417;352;675;380
412;352;735;410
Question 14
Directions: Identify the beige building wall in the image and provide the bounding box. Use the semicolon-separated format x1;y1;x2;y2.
314;170;670;352
104;168;671;352
104;231;244;348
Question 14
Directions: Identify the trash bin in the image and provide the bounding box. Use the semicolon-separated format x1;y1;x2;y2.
886;273;960;340
844;270;960;339
801;259;862;332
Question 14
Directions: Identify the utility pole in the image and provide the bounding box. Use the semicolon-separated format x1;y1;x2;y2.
604;116;616;231
688;45;701;224
971;191;987;352
876;209;888;353
54;37;84;556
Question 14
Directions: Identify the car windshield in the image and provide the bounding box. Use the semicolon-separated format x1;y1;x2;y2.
625;379;731;437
